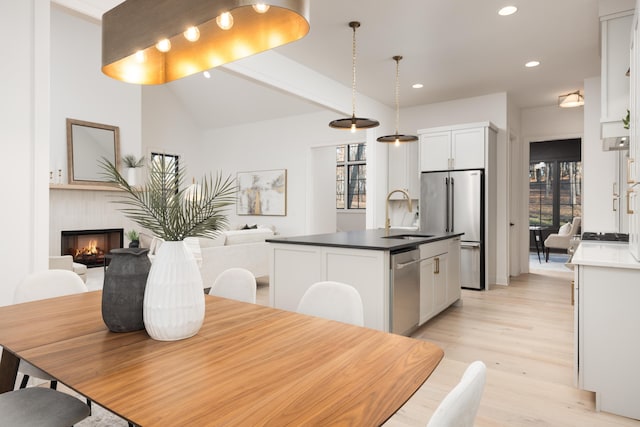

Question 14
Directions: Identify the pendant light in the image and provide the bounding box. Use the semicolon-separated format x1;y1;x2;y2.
377;56;418;145
102;0;310;85
329;21;379;132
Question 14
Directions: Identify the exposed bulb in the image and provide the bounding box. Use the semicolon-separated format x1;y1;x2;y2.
203;71;211;79
395;138;400;146
155;38;171;52
135;50;146;63
184;26;200;42
216;12;234;30
253;3;270;13
350;123;356;133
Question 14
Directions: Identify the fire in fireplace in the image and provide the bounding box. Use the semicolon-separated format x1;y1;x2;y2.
61;229;124;268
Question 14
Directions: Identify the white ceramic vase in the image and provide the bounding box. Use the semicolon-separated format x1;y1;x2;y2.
143;240;205;341
126;167;137;186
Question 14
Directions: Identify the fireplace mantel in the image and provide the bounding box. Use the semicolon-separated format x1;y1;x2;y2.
50;184;122;192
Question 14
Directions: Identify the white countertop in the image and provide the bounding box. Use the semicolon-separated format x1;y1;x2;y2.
571;241;640;269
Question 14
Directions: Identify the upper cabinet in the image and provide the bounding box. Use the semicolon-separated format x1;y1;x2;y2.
601;10;634;140
418;122;497;172
388;141;419;199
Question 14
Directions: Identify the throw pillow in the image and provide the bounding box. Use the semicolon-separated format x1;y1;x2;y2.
558;222;571;235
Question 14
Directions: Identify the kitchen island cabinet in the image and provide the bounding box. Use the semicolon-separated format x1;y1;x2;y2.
267;230;462;334
571;242;640;420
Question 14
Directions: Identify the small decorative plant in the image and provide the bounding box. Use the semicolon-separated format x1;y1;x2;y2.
100;157;237;241
623;109;630;130
122;155;145;169
126;229;140;247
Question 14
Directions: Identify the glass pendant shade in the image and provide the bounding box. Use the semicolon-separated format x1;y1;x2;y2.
377;55;418;144
329;21;379;131
102;0;310;84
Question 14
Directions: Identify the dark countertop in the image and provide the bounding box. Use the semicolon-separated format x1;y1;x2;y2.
266;229;464;252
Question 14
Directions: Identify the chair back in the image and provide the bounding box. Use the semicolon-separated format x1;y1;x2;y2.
209;268;257;304
569;217;581;235
14;270;88;304
426;361;487;427
48;255;73;271
297;281;364;326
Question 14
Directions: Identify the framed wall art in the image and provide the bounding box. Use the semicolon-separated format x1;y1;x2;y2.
236;169;287;216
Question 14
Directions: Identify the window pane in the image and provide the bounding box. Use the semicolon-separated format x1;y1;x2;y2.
347;164;366;209
348;143;366;161
336;145;345;163
559;161;582;225
529;161;554;227
336;165;345;209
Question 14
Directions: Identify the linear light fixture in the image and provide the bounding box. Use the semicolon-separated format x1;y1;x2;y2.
558;90;584;108
377;56;418;145
329;21;379;132
102;0;310;84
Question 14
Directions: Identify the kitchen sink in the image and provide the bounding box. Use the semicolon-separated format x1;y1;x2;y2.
382;234;433;240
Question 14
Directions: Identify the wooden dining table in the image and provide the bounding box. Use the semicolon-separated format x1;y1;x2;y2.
0;291;443;426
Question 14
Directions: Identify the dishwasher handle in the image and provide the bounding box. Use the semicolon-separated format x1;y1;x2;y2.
396;256;439;269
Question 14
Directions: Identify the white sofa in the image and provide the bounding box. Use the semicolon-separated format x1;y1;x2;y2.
48;255;87;282
140;225;275;289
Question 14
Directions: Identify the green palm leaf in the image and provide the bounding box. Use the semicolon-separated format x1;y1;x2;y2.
100;157;237;241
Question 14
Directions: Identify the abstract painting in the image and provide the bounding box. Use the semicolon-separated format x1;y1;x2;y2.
236;169;287;216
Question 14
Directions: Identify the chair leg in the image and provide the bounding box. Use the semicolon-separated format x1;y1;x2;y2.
19;374;29;389
50;380;58;390
545;248;549;262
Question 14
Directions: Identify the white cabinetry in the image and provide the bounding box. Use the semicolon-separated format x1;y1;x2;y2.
419;123;494;172
601;10;633;139
574;259;640;420
418;238;460;325
388;141;419;198
629;3;640;259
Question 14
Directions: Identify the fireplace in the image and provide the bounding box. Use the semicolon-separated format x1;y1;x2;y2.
61;228;123;268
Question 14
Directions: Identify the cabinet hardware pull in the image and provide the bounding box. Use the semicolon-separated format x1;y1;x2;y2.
435;257;440;274
628;158;636;184
627;189;635;215
613;196;618;211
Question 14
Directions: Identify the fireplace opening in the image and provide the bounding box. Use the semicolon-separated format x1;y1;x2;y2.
61;228;123;268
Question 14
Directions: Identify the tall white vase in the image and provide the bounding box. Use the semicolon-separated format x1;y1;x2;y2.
126;167;137;186
143;241;205;341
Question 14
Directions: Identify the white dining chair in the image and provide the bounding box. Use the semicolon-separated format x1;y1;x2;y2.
0;387;91;426
209;267;257;304
296;281;364;326
426;361;487;427
14;269;88;390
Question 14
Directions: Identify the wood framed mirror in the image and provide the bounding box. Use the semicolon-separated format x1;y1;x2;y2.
66;118;120;185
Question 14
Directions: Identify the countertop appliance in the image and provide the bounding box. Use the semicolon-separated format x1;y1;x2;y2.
390;248;420;335
420;169;484;289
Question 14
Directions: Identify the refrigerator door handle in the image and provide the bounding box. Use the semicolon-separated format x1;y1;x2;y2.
450;177;455;233
445;177;450;232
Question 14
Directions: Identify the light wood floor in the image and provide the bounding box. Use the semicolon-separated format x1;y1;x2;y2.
380;269;640;427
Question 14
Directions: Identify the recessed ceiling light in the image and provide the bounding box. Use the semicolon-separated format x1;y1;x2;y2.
412;83;424;89
498;6;518;16
525;60;540;68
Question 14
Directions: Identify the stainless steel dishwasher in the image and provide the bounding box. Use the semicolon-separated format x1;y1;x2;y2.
390;247;420;336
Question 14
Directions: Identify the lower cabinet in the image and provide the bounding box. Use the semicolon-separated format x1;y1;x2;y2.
419;238;461;326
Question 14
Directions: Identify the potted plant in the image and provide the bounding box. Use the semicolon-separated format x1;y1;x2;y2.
122;154;145;186
100;157;236;341
126;229;140;248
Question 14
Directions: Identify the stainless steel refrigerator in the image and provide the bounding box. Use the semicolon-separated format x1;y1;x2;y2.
420;169;484;289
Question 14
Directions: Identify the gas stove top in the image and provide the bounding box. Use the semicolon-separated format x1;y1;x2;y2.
581;232;629;242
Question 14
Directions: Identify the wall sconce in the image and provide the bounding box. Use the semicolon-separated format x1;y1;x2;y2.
558;90;584;108
102;0;310;85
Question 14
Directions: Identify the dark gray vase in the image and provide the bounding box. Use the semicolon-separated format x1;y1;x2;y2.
102;248;151;332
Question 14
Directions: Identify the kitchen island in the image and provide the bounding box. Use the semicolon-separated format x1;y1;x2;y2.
267;230;463;335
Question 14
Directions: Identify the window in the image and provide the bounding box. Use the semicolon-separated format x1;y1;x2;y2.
150;152;180;193
529;139;582;229
336;143;366;209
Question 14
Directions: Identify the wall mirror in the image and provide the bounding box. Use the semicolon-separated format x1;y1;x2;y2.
66;118;120;185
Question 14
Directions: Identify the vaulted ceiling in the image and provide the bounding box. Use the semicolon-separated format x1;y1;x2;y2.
56;0;604;130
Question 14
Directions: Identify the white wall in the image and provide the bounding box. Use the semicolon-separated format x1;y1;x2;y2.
0;0;50;306
50;6;141;178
